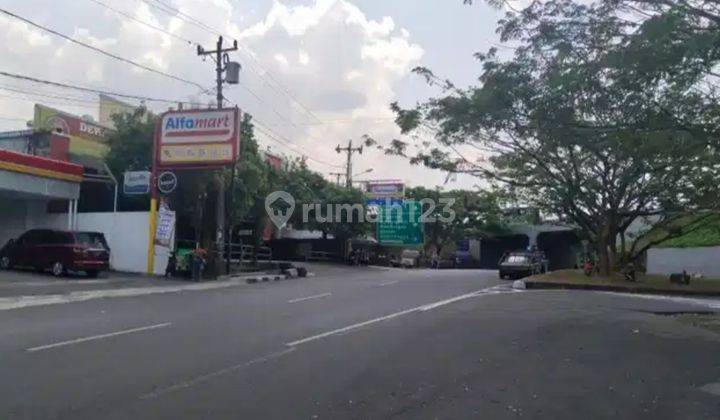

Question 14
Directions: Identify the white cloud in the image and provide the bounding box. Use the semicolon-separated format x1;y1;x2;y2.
0;0;460;188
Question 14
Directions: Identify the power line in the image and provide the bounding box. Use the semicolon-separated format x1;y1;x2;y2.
0;71;197;106
0;7;205;90
146;0;221;36
137;0;322;124
253;119;343;168
86;0;195;47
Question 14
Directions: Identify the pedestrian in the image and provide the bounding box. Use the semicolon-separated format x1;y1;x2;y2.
431;250;439;269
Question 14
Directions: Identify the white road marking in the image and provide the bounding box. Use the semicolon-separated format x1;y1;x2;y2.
378;280;399;286
287;292;332;304
286;286;514;347
140;347;296;399
26;322;172;352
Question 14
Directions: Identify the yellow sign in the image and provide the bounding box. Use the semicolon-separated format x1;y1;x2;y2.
33;104;110;159
159;144;234;164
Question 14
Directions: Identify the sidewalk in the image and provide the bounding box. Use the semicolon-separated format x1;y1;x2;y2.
524;269;720;297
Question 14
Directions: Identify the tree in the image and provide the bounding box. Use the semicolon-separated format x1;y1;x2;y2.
389;0;720;274
405;187;507;255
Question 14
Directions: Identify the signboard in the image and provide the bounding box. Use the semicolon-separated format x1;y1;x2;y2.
155;206;175;247
156;108;240;168
123;171;151;195
33;104;111;159
366;182;405;199
377;201;423;246
365;197;403;207
157;171;177;194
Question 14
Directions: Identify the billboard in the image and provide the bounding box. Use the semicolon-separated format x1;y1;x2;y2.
366;181;405;199
155;108;240;168
33;104;111;159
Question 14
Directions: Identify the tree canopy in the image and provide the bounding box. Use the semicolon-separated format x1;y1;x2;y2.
389;0;720;273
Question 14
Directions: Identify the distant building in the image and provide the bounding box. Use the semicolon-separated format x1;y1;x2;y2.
98;94;136;129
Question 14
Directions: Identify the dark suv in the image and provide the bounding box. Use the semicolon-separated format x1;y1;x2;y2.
0;229;110;277
498;250;547;280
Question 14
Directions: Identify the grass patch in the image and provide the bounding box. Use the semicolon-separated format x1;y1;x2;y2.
528;269;720;294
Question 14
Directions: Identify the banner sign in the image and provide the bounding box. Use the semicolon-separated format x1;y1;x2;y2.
33;104;111;159
366;182;405;199
123;171;151;195
156;108;240;168
155;206;175;247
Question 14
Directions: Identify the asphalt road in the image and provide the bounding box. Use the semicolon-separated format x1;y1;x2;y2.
1;265;719;419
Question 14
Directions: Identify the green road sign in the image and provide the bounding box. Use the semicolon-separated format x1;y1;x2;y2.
377;201;423;246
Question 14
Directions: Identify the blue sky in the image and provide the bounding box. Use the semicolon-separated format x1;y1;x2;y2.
0;0;507;188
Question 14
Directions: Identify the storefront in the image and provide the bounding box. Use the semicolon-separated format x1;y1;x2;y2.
0;149;83;245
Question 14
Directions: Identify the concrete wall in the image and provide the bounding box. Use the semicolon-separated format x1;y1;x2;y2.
647;247;720;278
19;208;169;275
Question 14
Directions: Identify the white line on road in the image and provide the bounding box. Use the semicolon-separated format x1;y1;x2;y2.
140;347;296;399
26;322;172;352
286;286;513;347
378;280;399;286
287;292;332;303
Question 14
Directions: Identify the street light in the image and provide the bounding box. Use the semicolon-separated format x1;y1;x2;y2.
352;168;373;177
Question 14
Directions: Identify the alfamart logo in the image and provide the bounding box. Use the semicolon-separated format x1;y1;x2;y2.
164;114;232;131
264;191;456;228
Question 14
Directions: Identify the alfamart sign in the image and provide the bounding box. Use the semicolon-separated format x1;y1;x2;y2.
156;108;240;168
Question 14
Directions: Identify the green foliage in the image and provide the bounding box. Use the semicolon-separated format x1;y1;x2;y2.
389;0;720;273
405;187;507;252
104;106;155;177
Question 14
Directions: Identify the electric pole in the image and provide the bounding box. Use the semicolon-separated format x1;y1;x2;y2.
197;36;240;275
335;140;363;188
329;172;344;185
197;36;238;108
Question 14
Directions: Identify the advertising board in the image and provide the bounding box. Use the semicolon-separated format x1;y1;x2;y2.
155;108;240;168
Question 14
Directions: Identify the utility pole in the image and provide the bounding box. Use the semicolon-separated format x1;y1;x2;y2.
335;140;363;188
329;172;344;185
197;36;238;108
197;36;239;275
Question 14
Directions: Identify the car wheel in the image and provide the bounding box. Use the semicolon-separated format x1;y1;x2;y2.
0;256;11;270
51;262;65;277
86;270;99;278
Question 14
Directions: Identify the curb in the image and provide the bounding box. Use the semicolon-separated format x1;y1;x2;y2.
524;280;720;297
242;271;313;284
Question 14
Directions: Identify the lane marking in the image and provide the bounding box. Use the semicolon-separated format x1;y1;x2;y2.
287;292;332;304
140;347;296;399
26;322;172;352
378;280;399;286
286;286;512;347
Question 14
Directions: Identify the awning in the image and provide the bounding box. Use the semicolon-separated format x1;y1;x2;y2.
0;149;82;200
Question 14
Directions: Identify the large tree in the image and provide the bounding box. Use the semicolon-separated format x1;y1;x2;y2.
390;0;720;274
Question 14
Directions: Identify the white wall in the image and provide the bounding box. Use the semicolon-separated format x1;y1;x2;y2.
39;211;170;275
647;247;720;278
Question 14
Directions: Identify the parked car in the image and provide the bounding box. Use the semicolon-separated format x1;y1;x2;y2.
498;250;547;279
399;249;421;268
0;229;110;277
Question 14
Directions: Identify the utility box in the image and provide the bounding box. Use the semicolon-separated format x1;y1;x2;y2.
225;62;241;84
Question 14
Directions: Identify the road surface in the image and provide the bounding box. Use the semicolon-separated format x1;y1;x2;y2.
1;265;719;419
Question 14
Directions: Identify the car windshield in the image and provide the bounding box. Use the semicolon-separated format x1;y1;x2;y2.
506;255;529;264
74;233;108;249
402;250;419;258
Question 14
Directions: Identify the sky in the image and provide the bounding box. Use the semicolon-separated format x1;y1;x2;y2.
0;0;508;189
